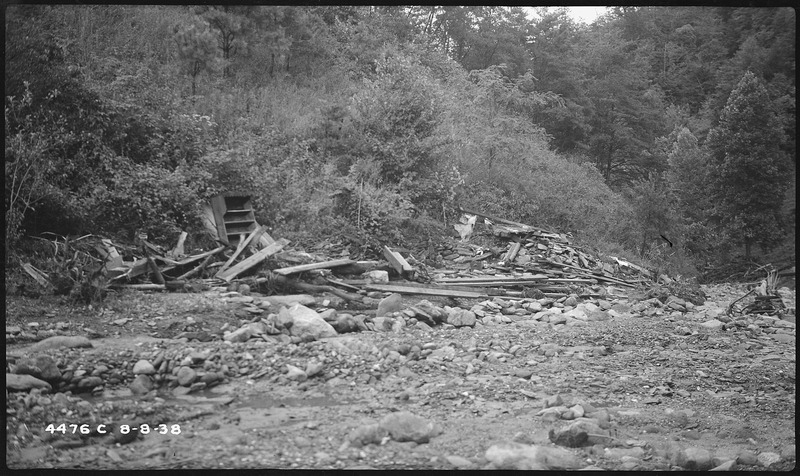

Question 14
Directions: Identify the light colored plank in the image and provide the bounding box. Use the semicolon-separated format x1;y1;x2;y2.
383;246;413;276
216;227;266;277
365;283;487;299
274;258;356;276
217;239;289;282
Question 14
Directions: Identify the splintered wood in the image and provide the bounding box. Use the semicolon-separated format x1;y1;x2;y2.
433;208;650;296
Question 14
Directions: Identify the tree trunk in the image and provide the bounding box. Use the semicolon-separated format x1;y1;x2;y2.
745;239;752;259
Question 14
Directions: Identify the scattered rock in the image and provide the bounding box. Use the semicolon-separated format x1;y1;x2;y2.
678;446;713;470
710;460;737;471
7;373;52;391
757;452;781;467
549;419;609;447
347;423;388;447
133;360;156;375
445;455;474;469
446;309;477;327
543;394;564;408
224;325;255;343
376;293;403;317
366;270;389;284
332;314;361;334
485;441;583;470
129;374;153;395
13;356;61;382
779;444;795;460
737;450;758;465
282;304;338;341
286;364;308;382
379;411;441;443
700;319;724;330
176;366;197;386
28;335;92;352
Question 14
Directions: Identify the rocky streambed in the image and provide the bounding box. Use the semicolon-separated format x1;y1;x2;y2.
5;282;796;470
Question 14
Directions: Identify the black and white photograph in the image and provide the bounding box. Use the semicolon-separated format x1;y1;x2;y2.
5;5;795;470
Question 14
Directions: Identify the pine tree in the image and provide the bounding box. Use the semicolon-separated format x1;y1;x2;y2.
705;71;792;258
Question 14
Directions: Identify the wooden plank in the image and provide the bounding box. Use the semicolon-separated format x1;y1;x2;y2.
458;207;556;235
274;258;356;276
216;228;262;277
504;242;521;262
365;283;487;299
544;259;635;287
109;283;166;291
217;239;289;282
382;246;413;276
436;275;549;283
22;263;52;288
171;245;227;266
170;231;188;258
442;281;547;287
258;230;276;248
201;203;220;240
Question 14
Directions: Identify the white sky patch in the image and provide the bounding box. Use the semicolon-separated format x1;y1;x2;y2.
567;6;607;24
525;6;608;24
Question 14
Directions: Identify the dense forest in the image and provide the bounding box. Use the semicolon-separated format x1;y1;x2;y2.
4;5;796;280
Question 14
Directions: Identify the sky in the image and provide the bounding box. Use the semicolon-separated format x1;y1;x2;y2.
525;6;608;24
566;6;608;24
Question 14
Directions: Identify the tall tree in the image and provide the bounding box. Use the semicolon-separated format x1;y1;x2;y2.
705;71;792;257
195;6;257;78
173;20;219;96
576;24;668;185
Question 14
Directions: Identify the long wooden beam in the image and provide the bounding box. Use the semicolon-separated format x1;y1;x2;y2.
273;258;356;276
217;239;289;282
365;283;487;299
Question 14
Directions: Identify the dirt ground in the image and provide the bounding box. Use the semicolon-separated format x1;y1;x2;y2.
5;283;796;470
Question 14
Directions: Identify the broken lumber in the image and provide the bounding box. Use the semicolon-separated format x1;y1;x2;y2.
436;275;549;283
217;239;289;282
365;283;487;299
109;283;166;291
273;258;356;276
169;231;188;258
383;246;414;277
254;273;363;302
22;263;52;288
457;207;557;235
503;242;522;262
217;226;267;277
177;253;216;280
216;230;253;277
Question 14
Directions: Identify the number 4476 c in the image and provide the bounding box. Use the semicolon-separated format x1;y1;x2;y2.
45;423;101;435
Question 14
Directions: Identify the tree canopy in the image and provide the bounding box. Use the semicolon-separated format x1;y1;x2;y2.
4;5;795;274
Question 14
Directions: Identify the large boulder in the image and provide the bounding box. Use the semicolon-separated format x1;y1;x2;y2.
13;356;61;382
281;304;337;341
446;309;477;327
376;293;403;317
7;373;52;392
